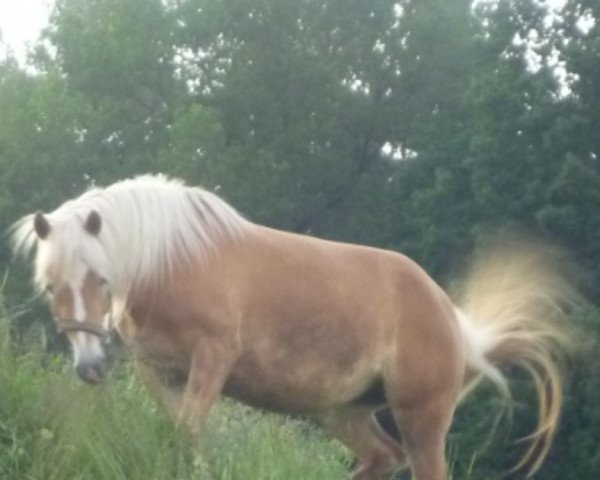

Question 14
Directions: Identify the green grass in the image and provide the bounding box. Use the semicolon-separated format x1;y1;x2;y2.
0;316;350;480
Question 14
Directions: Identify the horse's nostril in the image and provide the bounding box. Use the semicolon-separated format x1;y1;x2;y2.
76;362;105;384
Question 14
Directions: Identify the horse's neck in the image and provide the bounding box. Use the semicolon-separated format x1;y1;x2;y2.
115;224;260;343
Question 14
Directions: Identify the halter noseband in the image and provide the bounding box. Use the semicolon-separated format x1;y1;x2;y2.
54;285;114;339
56;319;110;338
50;270;115;339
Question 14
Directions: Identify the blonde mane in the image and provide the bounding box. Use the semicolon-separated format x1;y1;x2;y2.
11;174;250;295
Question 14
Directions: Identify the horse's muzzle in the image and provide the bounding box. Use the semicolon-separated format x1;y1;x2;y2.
76;360;107;385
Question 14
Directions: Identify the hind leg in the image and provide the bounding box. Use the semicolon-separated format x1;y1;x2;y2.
317;407;408;480
393;395;456;480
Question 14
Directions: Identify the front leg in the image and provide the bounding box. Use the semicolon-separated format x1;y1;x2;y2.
176;338;237;435
135;360;186;422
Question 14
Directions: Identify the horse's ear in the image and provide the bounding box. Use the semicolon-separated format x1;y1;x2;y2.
34;212;51;239
84;210;102;236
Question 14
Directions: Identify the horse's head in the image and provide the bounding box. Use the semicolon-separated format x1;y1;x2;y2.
32;210;113;384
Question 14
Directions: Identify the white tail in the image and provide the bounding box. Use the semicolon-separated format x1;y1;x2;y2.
456;240;584;476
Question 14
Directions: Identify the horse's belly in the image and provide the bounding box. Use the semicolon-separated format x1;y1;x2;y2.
222;352;377;413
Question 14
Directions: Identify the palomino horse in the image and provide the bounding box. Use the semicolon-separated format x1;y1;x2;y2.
12;174;577;480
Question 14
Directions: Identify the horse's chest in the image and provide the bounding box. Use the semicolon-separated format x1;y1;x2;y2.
125;327;191;388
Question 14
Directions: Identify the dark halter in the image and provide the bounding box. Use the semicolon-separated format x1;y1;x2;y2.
55;291;113;339
56;319;110;338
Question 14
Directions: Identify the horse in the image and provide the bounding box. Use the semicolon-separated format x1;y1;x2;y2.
11;174;579;480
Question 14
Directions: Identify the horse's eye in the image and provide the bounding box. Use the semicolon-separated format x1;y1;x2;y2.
45;284;54;294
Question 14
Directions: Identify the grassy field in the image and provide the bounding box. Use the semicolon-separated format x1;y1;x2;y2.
0;315;350;480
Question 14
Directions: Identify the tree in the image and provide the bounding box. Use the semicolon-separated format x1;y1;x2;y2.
42;0;181;180
1;1;599;477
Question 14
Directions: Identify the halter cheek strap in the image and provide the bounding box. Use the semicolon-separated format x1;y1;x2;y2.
56;319;110;338
55;289;114;339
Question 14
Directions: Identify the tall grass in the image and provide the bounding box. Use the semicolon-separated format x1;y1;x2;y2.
0;314;349;480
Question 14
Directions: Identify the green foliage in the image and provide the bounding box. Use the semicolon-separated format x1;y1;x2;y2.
1;0;600;478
